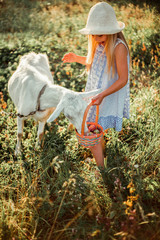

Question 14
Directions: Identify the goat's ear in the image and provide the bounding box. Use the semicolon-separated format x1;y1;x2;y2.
47;99;64;123
78;89;102;98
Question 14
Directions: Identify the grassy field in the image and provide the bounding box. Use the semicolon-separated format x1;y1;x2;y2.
0;0;160;239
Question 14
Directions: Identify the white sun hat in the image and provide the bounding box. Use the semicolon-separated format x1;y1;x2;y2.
79;2;125;35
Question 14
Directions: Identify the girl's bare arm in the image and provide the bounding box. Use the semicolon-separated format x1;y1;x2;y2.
62;52;86;65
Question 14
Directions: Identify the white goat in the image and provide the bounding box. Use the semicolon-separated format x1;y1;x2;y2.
8;52;101;155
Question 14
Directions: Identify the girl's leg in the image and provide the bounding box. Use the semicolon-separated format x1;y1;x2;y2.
89;137;104;168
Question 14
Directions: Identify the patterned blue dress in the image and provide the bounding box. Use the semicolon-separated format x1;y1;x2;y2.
85;38;130;132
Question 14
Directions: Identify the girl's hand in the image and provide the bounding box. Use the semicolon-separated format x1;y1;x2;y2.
62;52;77;63
92;93;104;105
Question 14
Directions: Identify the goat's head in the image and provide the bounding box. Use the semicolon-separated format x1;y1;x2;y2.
47;89;101;134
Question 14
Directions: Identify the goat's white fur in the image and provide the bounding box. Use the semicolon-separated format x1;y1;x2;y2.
8;52;101;155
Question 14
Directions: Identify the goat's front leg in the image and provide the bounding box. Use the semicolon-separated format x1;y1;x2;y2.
36;121;46;148
15;116;24;155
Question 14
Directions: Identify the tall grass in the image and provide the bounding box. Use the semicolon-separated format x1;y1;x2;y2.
0;0;160;239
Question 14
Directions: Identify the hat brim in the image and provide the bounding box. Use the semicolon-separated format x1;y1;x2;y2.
79;21;125;35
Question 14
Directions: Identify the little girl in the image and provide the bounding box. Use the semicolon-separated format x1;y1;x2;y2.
62;2;130;169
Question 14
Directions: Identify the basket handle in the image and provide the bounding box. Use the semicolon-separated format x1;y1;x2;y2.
81;100;99;135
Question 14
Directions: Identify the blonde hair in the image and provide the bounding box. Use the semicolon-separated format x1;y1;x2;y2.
86;32;129;78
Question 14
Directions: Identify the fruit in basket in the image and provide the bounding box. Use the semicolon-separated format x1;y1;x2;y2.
94;129;100;134
85;131;93;136
88;124;97;132
88;132;94;136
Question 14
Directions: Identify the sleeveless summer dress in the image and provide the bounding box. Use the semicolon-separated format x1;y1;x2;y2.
85;38;130;132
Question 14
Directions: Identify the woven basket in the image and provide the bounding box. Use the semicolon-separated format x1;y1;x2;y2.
76;101;103;147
